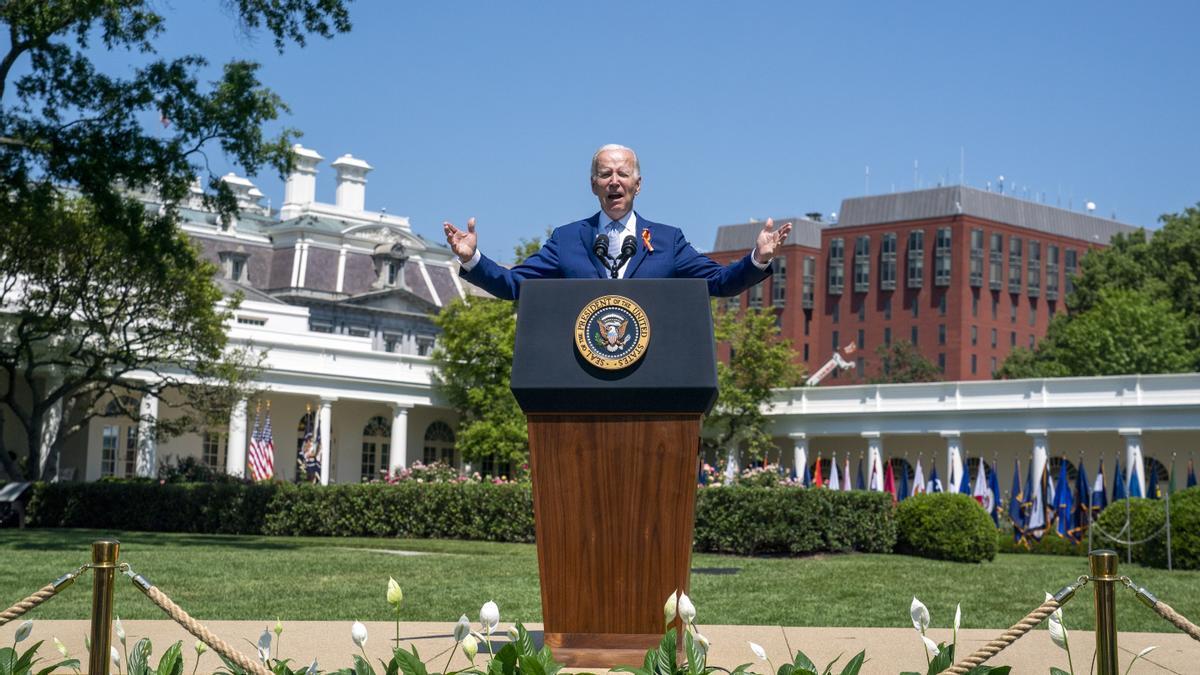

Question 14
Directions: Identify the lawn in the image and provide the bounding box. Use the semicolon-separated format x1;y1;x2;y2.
2;529;1196;634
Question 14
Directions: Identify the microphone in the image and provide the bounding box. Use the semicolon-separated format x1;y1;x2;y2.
593;234;609;261
610;235;637;278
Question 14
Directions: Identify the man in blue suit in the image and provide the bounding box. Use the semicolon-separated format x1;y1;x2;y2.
443;144;792;300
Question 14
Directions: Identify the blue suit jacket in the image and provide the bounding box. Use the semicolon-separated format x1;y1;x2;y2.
460;212;771;300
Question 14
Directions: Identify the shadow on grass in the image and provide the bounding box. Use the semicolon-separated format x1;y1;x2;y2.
3;528;309;552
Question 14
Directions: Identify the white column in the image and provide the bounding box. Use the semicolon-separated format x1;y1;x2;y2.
135;392;159;478
297;241;310;287
226;398;248;477
290;243;303;287
388;403;411;476
318;397;334;485
941;431;963;493
724;444;739;481
1120;428;1146;498
789;432;807;482
37;371;64;479
1027;429;1048;494
336;245;349;293
863;431;883;491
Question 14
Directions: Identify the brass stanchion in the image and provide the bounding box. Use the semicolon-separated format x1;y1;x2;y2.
88;540;120;675
1091;549;1119;675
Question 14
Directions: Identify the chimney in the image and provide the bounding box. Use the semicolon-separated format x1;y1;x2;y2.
220;172;258;207
283;144;323;206
331;153;373;212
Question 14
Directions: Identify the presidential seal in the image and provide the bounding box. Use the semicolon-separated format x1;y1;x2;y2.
574;294;651;370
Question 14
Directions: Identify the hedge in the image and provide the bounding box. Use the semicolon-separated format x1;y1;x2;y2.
28;481;897;555
1094;487;1200;570
895;493;998;563
1093;497;1165;565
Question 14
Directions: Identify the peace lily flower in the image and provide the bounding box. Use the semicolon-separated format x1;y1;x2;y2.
921;635;940;659
53;637;69;658
194;640;207;656
910;597;930;634
953;603;962;650
351;621;368;648
454;615;471;642
15;620;32;643
1126;645;1158;675
274;619;283;637
695;632;710;655
257;628;272;664
84;635;91;652
677;593;696;626
462;634;479;662
1045;592;1075;675
749;641;767;660
115;616;127;646
479;601;500;635
506;625;519;642
307;659;319;675
663;591;678;626
387;577;404;607
111;646;122;668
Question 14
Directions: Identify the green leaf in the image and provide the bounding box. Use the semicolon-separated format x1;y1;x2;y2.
966;667;1011;675
518;655;547;675
684;632;706;675
925;645;952;675
653;630;678;675
1048;669;1070;675
36;660;82;675
777;665;796;675
219;653;248;675
12;641;45;675
392;648;428;675
353;654;377;675
836;651;865;675
512;624;537;658
129;637;155;675
791;650;817;672
157;641;184;675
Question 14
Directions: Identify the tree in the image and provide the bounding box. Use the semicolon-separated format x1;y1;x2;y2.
0;2;350;479
703;304;803;460
998;289;1197;379
870;340;940;384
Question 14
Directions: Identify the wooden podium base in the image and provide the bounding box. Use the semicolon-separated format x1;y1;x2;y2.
528;413;700;668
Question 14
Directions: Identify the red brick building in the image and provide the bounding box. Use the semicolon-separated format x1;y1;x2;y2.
708;185;1140;384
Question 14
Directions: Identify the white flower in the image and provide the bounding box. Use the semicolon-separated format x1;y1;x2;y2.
15;620;32;643
462;634;479;661
1135;645;1158;658
111;646;122;668
506;625;519;641
351;621;368;648
387;577;404;607
257;628;272;663
84;635;91;652
910;597;930;634
115;616;126;646
921;635;940;658
307;659;319;675
1045;593;1067;650
663;591;678;626
53;637;69;657
695;633;710;654
953;603;961;645
274;619;284;636
194;640;207;656
749;641;767;661
479;601;499;635
454;615;471;642
678;593;696;625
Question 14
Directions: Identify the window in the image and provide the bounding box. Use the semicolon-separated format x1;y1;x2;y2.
1010;300;1018;323
991;357;998;374
884;327;892;345
802;256;816;309
202;431;226;469
828;238;845;294
724;295;741;312
1046;244;1060;300
231;258;246;283
1010;331;1017;346
991;328;997;348
880;233;897;290
387;260;402;286
971;354;978;375
310;321;333;333
972;293;978;317
911;297;919;319
1027;241;1041;297
857;329;865;351
938;293;947;316
856;357;865;374
362;416;390;481
101;426;119;477
422;421;456;466
883;296;892;320
219;252;249;283
853;236;870;292
417;336;435;357
832;300;840;324
804;314;810;336
1029;334;1036;348
348;325;370;338
969;228;984;287
989;233;1003;290
748;283;763;309
971;326;977;346
481;453;512;478
384;333;401;353
1029;302;1037;326
1064;249;1078;297
1008;236;1023;293
803;343;809;360
857;299;865;321
832;330;839;351
992;296;999;319
771;256;786;306
934;227;952;286
375;243;408;288
122;426;136;477
911;326;919;345
906;230;924;288
938;324;946;345
938;353;946;373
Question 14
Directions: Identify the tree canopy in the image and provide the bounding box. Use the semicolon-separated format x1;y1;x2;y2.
870;340;941;384
0;1;351;479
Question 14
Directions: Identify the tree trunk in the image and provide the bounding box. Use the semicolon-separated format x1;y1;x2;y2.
0;414;22;480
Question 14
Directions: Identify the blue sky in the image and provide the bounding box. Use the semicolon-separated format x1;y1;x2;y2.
97;2;1199;258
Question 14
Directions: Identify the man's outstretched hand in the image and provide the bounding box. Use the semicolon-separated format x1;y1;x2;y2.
443;217;478;263
753;217;793;265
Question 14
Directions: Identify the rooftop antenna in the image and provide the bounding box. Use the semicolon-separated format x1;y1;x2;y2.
998;175;1005;195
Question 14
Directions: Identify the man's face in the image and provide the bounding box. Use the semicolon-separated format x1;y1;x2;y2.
591;149;642;221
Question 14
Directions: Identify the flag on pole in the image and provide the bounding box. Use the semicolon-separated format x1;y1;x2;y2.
248;403;261;476
958;455;972;495
1025;464;1047;542
911;459;926;496
897;460;910;500
828;457;840;490
1053;459;1075;541
1009;459;1025;542
802;459;812;488
869;451;884;492
971;457;990;509
1187;458;1196;488
988;461;1002;526
841;455;853;492
1073;459;1090;530
1147;468;1160;499
1091;460;1108;518
856;458;865;490
884;461;897;504
1168;456;1176;496
1128;463;1143;498
927;463;943;493
813;455;824;488
248;402;276;481
1112;458;1126;501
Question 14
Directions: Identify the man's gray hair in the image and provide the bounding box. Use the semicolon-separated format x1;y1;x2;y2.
590;144;640;178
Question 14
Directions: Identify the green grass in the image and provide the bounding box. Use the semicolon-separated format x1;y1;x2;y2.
2;529;1197;634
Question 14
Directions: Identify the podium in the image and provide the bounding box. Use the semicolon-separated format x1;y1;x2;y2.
512;279;717;667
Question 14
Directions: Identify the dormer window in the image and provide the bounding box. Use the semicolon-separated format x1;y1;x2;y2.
218;251;249;283
374;242;407;289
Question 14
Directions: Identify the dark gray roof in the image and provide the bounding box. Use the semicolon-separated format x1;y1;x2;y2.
711;217;825;252
215;278;285;304
835;185;1141;243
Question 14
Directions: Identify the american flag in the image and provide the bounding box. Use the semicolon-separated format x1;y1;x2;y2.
248;403;275;481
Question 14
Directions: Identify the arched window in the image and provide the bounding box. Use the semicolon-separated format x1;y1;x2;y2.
423;421;455;466
361;416;390;481
1144;457;1170;498
1046;457;1078;484
888;457;914;488
101;396;139;477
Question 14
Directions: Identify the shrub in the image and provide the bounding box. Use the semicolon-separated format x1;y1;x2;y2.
895;493;997;563
996;526;1089;556
1093;497;1166;565
1140;486;1200;570
692;487;896;556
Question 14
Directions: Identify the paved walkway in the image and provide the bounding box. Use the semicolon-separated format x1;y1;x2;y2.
2;620;1195;674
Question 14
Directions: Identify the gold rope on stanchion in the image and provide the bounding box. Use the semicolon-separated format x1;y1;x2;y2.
0;564;89;626
940;577;1087;675
121;564;272;675
1123;577;1200;643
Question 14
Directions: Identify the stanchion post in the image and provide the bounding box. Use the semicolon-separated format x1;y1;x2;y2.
1090;549;1119;675
89;539;121;675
